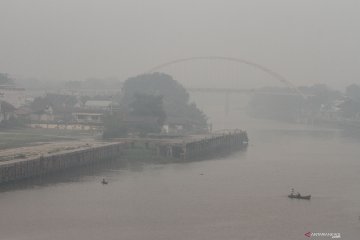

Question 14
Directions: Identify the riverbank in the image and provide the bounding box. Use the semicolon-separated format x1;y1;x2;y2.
1;120;359;240
0;130;248;184
0;142;126;184
0;128;95;150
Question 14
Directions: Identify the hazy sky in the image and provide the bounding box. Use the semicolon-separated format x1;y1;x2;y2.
0;0;359;89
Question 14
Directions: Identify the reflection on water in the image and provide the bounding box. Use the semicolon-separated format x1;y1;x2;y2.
0;147;248;194
0;119;359;240
0;160;126;193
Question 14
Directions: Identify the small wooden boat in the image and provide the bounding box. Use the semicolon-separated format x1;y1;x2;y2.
101;178;108;184
288;193;311;200
288;188;311;200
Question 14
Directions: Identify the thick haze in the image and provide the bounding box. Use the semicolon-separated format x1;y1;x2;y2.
0;0;359;89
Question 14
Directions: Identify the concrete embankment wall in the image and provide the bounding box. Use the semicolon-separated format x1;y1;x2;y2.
0;132;248;184
0;143;126;184
183;131;248;159
157;131;248;160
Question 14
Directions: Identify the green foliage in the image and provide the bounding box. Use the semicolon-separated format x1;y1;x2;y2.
0;73;15;85
103;94;166;138
64;81;82;89
104;72;208;137
31;94;78;112
339;99;360;118
337;84;360;118
130;93;166;124
248;92;303;121
103;113;128;138
346;84;360;102
122;73;208;132
29;94;78;123
248;85;347;121
123;73;188;104
129;93;166;134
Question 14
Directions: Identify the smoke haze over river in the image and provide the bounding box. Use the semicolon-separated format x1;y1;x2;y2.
1;1;360;238
1;103;359;240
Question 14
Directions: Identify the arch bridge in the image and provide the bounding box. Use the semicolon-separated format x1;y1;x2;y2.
146;56;306;115
146;56;305;98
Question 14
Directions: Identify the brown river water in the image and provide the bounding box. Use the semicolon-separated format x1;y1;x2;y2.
0;110;360;240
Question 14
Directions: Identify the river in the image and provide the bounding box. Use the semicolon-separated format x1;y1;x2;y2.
0;110;359;239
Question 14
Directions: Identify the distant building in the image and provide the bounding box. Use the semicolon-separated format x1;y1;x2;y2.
84;100;112;111
29;106;54;123
72;112;103;124
0;85;26;108
14;106;32;120
70;100;114;125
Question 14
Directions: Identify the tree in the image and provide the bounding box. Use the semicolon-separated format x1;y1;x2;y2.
64;81;82;89
128;93;166;133
339;99;360;119
30;94;78;123
103;94;166;138
121;73;208;132
0;73;15;85
103;112;128;138
346;84;360;102
0;101;21;128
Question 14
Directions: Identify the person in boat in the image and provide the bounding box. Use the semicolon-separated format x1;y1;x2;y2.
102;178;108;184
290;188;296;196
